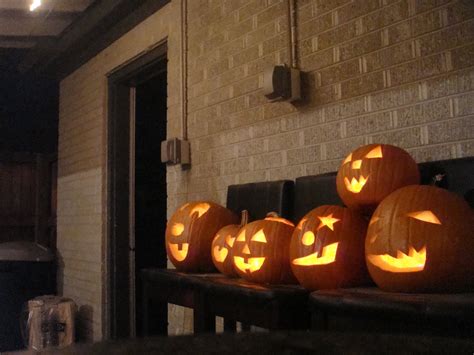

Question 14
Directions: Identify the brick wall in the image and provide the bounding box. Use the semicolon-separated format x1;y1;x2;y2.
58;0;474;340
57;2;180;340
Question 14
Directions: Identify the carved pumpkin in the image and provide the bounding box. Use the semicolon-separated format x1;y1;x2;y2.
290;205;370;290
166;201;239;272
366;185;474;293
211;210;248;277
232;212;296;284
336;144;420;213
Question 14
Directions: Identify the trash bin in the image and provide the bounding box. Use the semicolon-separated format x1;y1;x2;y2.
0;241;55;352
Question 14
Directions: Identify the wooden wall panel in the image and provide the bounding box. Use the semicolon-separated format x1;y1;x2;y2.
0;153;56;247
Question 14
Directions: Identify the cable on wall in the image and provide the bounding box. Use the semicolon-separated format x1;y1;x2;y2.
181;0;188;140
287;0;297;68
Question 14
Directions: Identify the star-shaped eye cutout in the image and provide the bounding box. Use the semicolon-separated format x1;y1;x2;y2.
317;214;340;231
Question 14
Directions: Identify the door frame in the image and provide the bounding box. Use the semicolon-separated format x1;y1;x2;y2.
106;42;167;339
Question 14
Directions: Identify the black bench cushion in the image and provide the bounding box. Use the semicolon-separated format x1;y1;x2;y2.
293;157;474;221
293;172;342;222
418;157;474;207
226;180;294;222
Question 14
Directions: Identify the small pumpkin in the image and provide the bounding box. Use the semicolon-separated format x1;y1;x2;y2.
290;205;370;290
166;201;239;272
232;212;296;284
211;210;249;277
366;185;474;293
336;144;420;213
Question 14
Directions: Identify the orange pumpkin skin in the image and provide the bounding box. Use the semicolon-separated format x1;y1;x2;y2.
211;211;248;277
336;144;420;213
290;205;370;291
166;201;239;272
232;214;296;284
366;185;474;293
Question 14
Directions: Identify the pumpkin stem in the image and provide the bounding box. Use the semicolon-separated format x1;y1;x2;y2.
240;210;249;227
266;212;280;218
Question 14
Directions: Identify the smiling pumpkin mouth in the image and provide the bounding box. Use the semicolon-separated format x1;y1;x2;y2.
233;256;265;273
169;243;189;262
292;242;339;266
344;175;368;193
367;246;426;273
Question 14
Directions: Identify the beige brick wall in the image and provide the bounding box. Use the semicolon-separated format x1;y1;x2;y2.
58;0;474;340
57;2;180;341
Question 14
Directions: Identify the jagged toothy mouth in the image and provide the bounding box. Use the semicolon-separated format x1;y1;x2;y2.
367;246;426;273
233;256;265;273
344;175;368;193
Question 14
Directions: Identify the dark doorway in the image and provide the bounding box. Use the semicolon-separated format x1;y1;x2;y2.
107;43;167;339
133;70;168;336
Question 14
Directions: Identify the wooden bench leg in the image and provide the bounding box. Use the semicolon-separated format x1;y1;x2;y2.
241;323;251;332
193;292;215;334
223;318;236;332
142;282;168;336
311;311;327;331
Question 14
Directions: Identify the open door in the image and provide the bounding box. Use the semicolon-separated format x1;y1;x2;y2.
107;43;167;339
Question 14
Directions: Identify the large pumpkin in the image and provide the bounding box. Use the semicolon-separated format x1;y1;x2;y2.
366;185;474;293
232;213;296;284
336;144;420;213
211;210;248;277
166;201;239;272
290;205;370;290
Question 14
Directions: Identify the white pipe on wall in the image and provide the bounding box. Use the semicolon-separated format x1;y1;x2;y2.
288;0;297;68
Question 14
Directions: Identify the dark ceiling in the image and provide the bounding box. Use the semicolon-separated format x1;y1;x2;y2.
0;0;95;73
0;0;169;154
0;0;169;78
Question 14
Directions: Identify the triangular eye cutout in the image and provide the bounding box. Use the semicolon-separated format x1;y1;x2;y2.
226;234;236;247
407;210;441;225
365;145;383;159
342;153;352;165
236;230;246;242
251;229;267;243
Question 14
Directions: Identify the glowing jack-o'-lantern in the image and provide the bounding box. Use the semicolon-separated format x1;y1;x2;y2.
232;212;296;284
366;185;474;293
290;205;370;290
166;201;239;272
211;210;249;277
336;144;420;213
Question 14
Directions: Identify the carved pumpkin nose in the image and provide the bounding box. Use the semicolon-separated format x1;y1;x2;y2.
352;160;362;169
242;243;251;254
